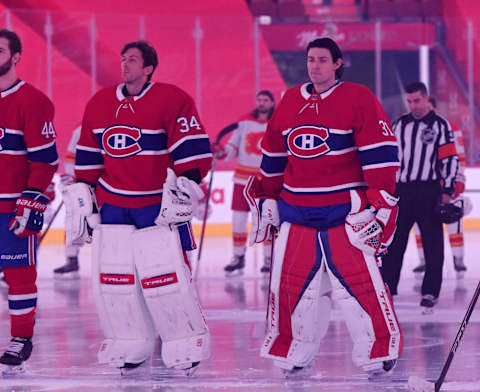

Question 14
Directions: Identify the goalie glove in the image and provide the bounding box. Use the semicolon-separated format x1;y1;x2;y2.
155;168;204;226
345;189;398;257
243;175;279;246
63;182;100;246
9;189;50;237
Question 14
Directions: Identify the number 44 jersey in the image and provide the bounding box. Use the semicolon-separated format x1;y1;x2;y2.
259;81;399;208
75;82;212;208
0;80;58;213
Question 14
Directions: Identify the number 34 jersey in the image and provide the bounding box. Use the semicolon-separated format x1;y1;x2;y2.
259;81;399;207
75;82;212;208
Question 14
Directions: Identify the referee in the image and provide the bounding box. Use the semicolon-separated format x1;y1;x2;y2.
381;82;459;314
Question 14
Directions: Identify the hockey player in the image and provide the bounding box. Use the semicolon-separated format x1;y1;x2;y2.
53;125;82;279
215;90;275;275
0;29;58;372
412;96;468;278
63;41;212;375
244;37;403;377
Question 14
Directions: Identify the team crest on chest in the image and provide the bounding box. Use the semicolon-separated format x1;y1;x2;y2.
286;125;330;158
102;125;142;158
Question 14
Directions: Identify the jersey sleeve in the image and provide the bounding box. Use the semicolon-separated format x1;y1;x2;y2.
258;96;288;198
438;119;459;194
353;87;399;195
451;123;466;177
165;91;212;180
74;99;105;184
23;95;59;192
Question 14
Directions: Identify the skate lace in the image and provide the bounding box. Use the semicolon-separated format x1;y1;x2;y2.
6;341;25;355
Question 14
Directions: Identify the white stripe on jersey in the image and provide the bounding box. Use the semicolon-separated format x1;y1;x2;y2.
283;181;366;193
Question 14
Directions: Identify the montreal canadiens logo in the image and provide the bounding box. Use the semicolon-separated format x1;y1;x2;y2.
102;125;142;158
286;125;330;158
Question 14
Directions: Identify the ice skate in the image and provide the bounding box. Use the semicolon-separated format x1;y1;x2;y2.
153;361;201;378
224;255;245;276
420;294;437;315
260;256;271;274
0;337;33;375
119;359;149;376
365;359;397;380
453;256;467;279
275;359;314;379
53;256;80;280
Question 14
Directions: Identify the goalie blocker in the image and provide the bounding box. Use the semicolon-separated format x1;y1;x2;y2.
93;224;210;370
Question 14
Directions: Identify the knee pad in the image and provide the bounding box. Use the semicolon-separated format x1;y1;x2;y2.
92;224;156;367
132;225;210;368
262;222;332;369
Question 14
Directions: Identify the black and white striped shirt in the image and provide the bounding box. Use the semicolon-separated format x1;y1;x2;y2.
393;110;459;193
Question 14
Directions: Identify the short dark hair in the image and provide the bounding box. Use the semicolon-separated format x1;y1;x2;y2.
0;29;22;55
429;95;437;109
121;40;158;81
257;89;274;102
405;81;428;96
306;37;343;79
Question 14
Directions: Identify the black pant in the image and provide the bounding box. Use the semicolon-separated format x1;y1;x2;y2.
381;181;444;298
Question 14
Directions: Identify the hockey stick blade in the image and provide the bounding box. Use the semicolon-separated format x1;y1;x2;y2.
408;376;435;392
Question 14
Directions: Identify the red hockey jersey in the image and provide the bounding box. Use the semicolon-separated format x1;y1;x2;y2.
259;81;399;207
75;82;212;208
0;80;58;213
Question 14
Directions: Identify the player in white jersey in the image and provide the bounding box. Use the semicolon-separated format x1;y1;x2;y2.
215;90;275;275
53;125;82;278
412;96;468;278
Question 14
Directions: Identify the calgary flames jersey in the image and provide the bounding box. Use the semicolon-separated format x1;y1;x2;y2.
75;82;212;208
259;81;399;207
226;113;268;185
0;80;58;212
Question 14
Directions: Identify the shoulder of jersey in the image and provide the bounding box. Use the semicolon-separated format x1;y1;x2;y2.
20;82;53;105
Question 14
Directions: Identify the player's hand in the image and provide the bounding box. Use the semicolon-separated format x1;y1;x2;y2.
212;143;227;160
244;175;279;246
155;168;204;226
9;190;50;237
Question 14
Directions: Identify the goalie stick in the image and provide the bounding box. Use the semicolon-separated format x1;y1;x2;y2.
38;201;64;247
408;280;480;392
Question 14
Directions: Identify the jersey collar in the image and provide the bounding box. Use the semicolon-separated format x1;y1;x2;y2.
300;81;343;101
1;79;25;98
116;81;154;102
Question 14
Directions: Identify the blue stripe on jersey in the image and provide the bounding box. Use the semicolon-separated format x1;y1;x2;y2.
325;133;355;151
358;145;399;167
28;144;58;164
8;298;37;310
0;133;26;151
76;149;104;166
171;138;211;162
260;154;288;175
138;133;167;151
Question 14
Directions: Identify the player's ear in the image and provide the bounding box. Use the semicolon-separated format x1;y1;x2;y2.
333;57;342;70
144;65;153;78
11;52;21;66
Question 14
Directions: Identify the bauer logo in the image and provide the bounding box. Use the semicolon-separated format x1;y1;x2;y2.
141;272;178;289
100;273;135;285
286;125;330;158
102;125;142;158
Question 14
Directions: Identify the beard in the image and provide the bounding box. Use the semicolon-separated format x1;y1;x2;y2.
0;56;13;77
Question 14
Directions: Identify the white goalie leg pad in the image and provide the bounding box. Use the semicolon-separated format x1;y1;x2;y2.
92;224;156;367
132;225;210;368
261;222;332;370
324;252;401;369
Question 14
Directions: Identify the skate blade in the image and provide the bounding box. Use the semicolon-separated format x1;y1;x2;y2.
421;307;434;315
152;366;197;379
119;361;149;377
225;269;244;278
1;363;26;376
413;272;424;280
456;271;465;279
54;271;80;280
